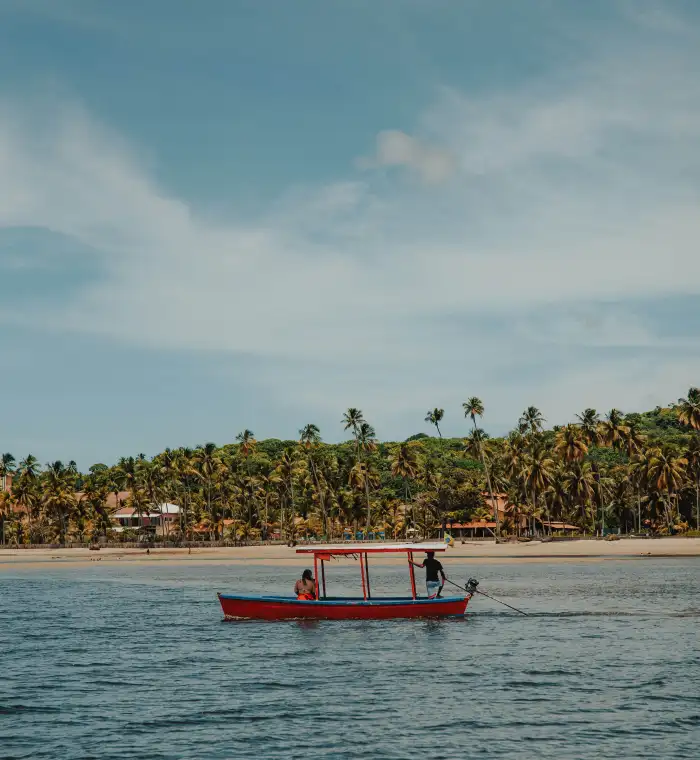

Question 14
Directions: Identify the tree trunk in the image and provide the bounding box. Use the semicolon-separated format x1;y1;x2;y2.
308;457;326;538
637;488;641;533
662;496;672;531
288;480;296;541
280;495;286;542
208;479;214;542
473;425;499;536
364;477;372;535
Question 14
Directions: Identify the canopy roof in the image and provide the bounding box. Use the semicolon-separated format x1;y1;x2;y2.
296;542;448;555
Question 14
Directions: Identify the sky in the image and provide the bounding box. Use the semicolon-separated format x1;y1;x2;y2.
1;0;699;469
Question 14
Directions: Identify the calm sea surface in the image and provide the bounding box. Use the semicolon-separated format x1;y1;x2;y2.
1;557;699;759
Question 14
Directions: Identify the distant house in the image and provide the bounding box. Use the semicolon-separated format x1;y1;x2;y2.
1;473;12;492
442;521;495;538
535;519;580;534
439;493;584;537
113;503;181;533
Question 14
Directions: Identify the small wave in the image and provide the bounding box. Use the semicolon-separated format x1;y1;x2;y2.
0;705;61;715
528;610;646;618
618;678;665;689
522;668;581;677
670;714;700;728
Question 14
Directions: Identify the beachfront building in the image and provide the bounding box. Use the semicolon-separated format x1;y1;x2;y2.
443;520;498;538
113;503;181;534
534;519;580;534
437;493;581;538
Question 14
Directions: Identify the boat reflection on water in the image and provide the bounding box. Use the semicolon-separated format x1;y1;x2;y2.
294;619;321;631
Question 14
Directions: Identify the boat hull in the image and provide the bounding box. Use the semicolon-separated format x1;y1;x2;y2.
218;593;470;620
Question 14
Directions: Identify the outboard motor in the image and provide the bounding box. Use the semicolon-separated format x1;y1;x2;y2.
465;578;479;596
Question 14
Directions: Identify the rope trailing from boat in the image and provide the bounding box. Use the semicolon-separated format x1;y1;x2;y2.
444;577;529;616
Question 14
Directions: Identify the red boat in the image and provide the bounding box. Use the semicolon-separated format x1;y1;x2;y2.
217;542;475;620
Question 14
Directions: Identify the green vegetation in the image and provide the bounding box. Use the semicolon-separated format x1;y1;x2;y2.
1;388;699;545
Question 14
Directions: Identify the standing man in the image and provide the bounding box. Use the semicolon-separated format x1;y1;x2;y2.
412;551;446;598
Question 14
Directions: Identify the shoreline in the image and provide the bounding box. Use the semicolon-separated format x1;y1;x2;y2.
1;537;699;569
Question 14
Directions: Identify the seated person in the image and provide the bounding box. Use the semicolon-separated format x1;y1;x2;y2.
294;569;316;600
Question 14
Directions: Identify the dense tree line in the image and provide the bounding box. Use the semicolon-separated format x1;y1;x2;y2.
1;389;699;545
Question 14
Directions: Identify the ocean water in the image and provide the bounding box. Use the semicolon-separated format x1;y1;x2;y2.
1;557;698;759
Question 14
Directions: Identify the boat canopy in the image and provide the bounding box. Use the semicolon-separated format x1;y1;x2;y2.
295;542;448;556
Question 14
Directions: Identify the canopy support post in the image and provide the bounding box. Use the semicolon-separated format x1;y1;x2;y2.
321;559;327;599
408;551;417;600
360;552;368;600
314;553;319;600
364;553;371;599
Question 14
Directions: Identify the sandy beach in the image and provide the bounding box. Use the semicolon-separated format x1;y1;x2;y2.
1;537;699;570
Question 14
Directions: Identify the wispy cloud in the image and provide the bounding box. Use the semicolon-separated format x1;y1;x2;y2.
359;130;456;184
1;4;699;431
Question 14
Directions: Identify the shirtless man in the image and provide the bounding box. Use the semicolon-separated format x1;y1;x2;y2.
294;569;316;600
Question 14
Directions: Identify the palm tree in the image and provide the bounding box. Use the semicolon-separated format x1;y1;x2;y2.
254;474;278;541
564;461;596;529
15;455;41;541
356;422;377;532
140;461;168;536
341;405;364;481
523;444;554;533
682;438;700;531
175;448;197;541
236;430;258;530
623;425;646;459
464;428;489;459
677;388;700;529
519;406;545;435
546;466;569;528
115;457;140;529
18;454;41;479
425;408;444;438
342;408;365;436
0;489;15;545
574;408;607;529
554;425;588;462
0;453;16;492
677;387;700;430
390;442;420;534
627;453;646;533
462;397;500;536
274;449;299;541
194;443;219;539
236;429;257;459
299;424;328;537
648;445;688;529
348;462;380;533
42;465;76;544
600;409;629;449
576;409;601;445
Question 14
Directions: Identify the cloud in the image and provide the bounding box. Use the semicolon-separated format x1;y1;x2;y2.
359;129;455;184
1;5;700;432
